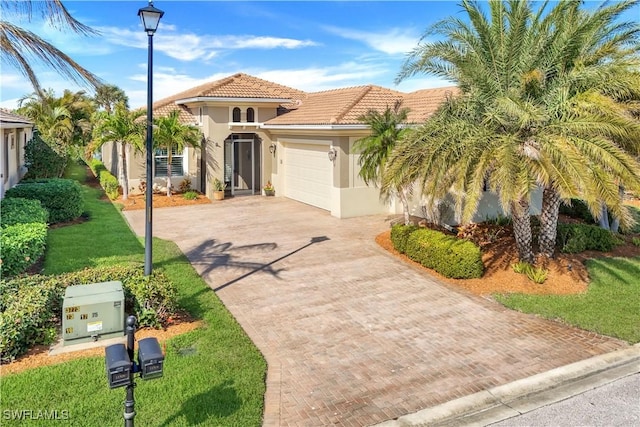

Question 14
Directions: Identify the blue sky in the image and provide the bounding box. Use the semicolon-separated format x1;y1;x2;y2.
1;1;637;110
1;1;463;109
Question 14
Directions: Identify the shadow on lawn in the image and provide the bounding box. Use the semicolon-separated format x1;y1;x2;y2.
160;380;241;425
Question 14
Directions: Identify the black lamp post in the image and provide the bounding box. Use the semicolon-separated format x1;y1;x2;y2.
138;1;164;276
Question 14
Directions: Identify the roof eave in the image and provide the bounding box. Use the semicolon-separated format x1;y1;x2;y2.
261;124;370;131
175;96;294;105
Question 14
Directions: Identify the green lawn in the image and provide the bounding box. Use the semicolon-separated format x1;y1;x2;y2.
1;163;266;426
43;162;144;274
496;256;640;343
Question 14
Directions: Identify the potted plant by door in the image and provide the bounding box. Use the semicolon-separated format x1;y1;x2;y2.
212;178;226;200
263;181;275;196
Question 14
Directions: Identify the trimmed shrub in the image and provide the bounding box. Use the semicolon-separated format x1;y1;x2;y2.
0;265;178;362
0;197;49;228
559;199;596;223
4;179;83;224
405;228;484;279
557;223;619;253
0;223;48;277
183;190;198;200
0;276;60;362
390;224;419;254
23;133;67;179
87;158;119;200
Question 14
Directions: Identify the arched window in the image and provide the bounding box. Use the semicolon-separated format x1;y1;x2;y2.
247;107;255;122
232;107;241;122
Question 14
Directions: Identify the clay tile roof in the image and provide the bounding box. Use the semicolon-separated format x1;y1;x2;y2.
266;85;406;126
0;108;33;125
148;73;307;123
146;72;459;127
265;85;459;126
403;86;460;123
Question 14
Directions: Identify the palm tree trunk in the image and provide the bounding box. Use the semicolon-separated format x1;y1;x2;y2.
122;143;129;201
538;187;561;258
118;142;127;200
399;186;411;225
598;204;610;230
511;199;534;263
166;149;172;197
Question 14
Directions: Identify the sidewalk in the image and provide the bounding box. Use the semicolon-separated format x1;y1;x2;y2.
375;344;640;426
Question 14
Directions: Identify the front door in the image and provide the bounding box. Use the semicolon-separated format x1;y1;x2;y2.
224;135;261;196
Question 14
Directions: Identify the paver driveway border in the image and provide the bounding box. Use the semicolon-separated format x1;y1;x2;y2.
123;196;628;426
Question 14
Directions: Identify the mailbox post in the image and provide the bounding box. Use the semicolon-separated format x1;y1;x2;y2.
105;315;164;427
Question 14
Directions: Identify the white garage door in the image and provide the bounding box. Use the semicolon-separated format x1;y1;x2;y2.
283;143;332;211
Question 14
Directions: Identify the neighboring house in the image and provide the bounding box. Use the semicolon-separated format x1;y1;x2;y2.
107;73;510;220
0;109;33;199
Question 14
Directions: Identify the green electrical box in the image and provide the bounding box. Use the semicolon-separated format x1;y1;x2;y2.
62;281;125;346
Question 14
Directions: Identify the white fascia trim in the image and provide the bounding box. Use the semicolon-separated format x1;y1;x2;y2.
261;124;370;131
175;97;292;105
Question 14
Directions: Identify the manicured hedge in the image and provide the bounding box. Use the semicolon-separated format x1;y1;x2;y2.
0;223;48;278
4;179;83;224
556;223;619;253
87;158;119;200
559;199;596;223
0;276;60;362
0;265;178;363
390;224;419;254
23;133;67;179
392;225;484;279
0;197;49;228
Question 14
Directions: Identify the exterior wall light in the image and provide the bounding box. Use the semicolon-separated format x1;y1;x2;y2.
328;147;337;162
269;143;277;156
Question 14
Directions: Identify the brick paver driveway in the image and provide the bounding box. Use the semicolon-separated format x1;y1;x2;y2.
123;197;626;427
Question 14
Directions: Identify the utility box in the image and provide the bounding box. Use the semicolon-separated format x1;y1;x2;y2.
62;281;125;345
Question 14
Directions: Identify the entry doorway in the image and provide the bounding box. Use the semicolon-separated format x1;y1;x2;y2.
224;134;262;196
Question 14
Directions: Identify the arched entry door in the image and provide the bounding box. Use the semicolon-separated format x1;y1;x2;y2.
224;133;262;196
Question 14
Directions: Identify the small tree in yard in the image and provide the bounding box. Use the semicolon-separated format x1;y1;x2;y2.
92;103;144;200
153;110;201;197
354;100;414;225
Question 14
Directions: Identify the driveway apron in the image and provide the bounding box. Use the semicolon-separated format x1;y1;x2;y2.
123;197;627;427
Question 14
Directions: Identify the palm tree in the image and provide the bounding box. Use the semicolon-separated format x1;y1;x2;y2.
1;0;101;94
18;89;96;158
354;100;414;225
394;0;640;262
94;84;129;114
153;110;201;197
92;103;144;200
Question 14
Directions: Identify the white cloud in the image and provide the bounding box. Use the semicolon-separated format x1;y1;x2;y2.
394;76;454;93
97;25;317;62
324;26;419;55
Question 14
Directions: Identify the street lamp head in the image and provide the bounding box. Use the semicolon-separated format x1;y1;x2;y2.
138;1;164;35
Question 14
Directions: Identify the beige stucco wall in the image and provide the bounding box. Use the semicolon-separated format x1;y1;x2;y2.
1;126;32;199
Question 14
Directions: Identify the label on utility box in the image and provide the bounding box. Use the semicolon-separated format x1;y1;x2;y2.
87;321;103;333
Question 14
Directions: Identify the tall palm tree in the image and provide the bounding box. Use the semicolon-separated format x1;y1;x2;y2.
94;84;129;114
394;0;640;262
1;0;101;94
153;110;201;197
353;100;414;225
92;103;144;200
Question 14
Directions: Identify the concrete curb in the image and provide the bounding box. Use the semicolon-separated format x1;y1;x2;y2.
374;344;640;427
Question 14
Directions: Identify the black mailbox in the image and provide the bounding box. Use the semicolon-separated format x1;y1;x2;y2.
105;343;132;388
137;337;164;380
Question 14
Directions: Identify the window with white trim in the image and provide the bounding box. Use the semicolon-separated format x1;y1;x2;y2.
154;147;184;177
